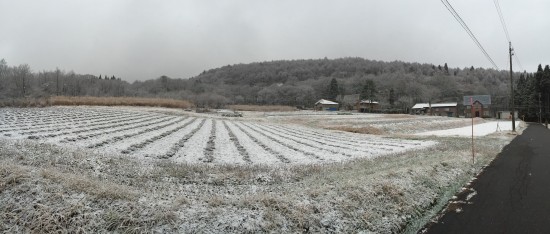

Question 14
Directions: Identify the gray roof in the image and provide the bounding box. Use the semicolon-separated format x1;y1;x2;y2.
412;103;457;109
463;95;491;105
315;99;338;105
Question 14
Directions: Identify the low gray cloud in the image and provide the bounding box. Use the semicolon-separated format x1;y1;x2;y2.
1;0;548;81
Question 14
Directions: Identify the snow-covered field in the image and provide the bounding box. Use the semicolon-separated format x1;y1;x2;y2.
0;107;435;165
416;120;521;137
0;106;521;233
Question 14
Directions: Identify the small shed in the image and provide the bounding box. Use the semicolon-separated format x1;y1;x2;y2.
315;99;339;111
357;100;380;113
497;111;518;120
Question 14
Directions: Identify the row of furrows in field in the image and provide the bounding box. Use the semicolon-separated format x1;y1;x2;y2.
0;111;105;131
62;115;175;142
259;123;404;152
230;121;290;163
223;121;251;163
21;111;140;132
0;109;126;127
201;120;217;163
121;117;197;154
0;110;136;133
22;113;160;139
87;117;185;149
252;123;387;155
22;112;156;137
239;122;330;159
276;123;421;147
160;119;207;159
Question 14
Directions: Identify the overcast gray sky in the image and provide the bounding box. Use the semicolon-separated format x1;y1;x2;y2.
1;0;549;81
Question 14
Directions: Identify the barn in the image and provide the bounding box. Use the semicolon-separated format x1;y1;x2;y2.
357;100;380;113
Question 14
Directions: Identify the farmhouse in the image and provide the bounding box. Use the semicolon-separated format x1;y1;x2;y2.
357;100;380;113
411;102;458;117
315;99;339;111
463;95;491;118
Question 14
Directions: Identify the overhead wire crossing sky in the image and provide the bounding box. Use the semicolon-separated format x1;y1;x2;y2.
493;0;525;72
440;0;500;70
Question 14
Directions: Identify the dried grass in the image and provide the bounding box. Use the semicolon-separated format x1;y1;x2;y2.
40;168;137;201
327;125;386;135
228;104;297;112
49;96;193;109
0;127;517;233
0;97;50;107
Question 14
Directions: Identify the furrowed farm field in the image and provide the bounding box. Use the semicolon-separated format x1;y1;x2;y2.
0;106;520;233
0;107;434;165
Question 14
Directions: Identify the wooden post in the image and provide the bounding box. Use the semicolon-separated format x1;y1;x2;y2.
470;97;475;164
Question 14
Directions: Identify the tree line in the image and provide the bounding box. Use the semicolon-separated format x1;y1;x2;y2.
515;64;550;121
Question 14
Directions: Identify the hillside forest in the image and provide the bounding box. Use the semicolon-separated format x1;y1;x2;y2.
0;57;549;120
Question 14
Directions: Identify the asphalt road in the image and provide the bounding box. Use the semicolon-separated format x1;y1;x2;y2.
423;124;550;234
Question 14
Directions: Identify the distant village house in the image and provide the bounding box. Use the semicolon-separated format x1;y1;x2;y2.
314;99;339;111
357;100;380;113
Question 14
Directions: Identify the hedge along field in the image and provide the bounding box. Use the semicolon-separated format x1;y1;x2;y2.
0;106;435;165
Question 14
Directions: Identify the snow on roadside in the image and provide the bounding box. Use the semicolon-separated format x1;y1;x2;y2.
415;120;520;137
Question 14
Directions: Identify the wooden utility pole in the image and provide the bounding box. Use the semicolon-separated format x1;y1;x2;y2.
509;42;516;131
470;97;475;164
56;68;60;96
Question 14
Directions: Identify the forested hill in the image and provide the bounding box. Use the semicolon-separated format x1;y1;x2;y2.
0;57;522;111
187;57;512;109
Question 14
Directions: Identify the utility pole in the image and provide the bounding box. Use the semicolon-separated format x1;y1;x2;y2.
56;68;60;96
509;42;516;131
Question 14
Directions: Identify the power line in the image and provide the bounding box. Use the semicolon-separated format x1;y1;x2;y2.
440;0;500;70
514;51;525;72
493;0;510;42
493;0;525;72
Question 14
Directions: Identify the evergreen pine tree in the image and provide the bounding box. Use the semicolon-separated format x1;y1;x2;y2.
388;88;396;106
326;78;339;101
360;80;376;101
444;63;449;75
